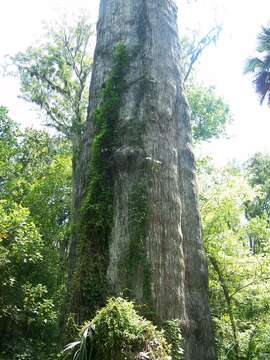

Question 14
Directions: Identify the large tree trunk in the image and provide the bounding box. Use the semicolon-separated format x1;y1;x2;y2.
69;0;217;358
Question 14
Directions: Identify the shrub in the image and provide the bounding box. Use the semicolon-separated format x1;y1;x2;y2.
62;297;172;360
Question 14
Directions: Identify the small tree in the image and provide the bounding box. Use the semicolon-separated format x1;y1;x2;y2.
7;12;93;150
6;14;94;273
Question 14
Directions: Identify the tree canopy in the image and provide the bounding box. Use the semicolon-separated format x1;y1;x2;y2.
7;14;93;142
0;107;72;359
187;84;230;142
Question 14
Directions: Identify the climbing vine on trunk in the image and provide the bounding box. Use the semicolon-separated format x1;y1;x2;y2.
70;44;129;321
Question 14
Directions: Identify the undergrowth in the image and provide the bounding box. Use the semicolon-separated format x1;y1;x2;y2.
62;297;173;360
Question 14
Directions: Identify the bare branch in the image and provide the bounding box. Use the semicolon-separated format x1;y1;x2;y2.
184;25;222;83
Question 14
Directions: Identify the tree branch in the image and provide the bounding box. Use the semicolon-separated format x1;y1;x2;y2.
230;276;270;298
209;255;241;360
184;25;222;83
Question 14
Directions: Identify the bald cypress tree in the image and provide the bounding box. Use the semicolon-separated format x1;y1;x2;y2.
69;1;217;358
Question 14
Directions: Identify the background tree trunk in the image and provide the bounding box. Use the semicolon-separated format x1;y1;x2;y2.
69;0;217;358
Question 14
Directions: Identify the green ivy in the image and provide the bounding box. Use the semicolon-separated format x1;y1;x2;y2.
71;44;129;320
163;320;184;360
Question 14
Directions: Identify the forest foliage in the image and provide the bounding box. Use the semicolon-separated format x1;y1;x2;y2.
0;12;270;360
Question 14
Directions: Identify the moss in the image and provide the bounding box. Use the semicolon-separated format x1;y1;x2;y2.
63;297;171;360
71;44;129;320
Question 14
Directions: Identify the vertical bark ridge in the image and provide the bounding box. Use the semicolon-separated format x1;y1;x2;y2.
177;91;217;358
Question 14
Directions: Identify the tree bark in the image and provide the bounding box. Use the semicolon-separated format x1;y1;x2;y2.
69;0;217;358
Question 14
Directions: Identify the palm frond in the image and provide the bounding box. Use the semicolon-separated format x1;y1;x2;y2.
257;26;270;52
246;25;270;105
263;53;270;69
61;323;95;360
253;70;270;104
61;341;80;359
244;57;265;73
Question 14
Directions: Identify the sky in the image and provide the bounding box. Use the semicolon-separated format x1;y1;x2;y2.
0;0;270;165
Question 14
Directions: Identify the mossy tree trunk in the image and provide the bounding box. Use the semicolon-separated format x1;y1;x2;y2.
69;0;217;359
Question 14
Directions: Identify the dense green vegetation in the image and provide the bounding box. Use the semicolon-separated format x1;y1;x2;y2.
198;162;270;359
1;12;270;360
62;298;175;360
187;84;230;142
0;107;72;358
